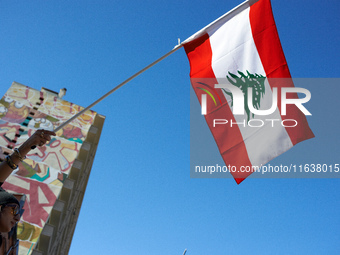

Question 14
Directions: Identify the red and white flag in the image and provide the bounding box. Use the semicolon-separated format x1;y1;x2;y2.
183;0;314;184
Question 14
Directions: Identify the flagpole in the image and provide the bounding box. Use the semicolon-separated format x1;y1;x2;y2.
53;43;183;133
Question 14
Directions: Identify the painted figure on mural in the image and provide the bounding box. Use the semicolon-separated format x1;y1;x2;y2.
1;97;29;124
0;129;55;254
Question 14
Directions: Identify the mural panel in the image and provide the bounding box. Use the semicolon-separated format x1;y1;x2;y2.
0;82;98;254
2;82;97;142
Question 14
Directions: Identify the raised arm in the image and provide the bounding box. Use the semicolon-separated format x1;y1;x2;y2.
0;129;56;183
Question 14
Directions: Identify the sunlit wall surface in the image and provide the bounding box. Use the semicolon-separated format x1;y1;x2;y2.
0;82;105;255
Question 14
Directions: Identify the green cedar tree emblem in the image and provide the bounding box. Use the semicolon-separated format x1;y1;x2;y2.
223;70;266;121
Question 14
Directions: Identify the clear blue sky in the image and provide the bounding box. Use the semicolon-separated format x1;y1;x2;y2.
1;0;339;254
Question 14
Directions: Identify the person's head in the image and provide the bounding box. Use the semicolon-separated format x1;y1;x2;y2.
0;191;20;232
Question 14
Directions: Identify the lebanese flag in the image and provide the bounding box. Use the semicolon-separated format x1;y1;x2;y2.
183;0;314;184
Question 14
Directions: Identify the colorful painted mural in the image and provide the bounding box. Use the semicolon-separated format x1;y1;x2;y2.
0;82;99;254
2;82;96;142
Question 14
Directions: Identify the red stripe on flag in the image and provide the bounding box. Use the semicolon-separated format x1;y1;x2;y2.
184;33;215;78
249;0;314;145
184;34;253;184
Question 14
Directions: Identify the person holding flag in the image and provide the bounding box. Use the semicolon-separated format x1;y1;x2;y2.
0;129;56;185
0;129;55;253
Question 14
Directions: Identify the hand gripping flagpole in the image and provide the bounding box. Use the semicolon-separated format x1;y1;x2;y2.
53;43;183;133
